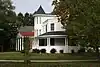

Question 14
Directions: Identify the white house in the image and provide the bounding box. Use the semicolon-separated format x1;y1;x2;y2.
32;6;80;53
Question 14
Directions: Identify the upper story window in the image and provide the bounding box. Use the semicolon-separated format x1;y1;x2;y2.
40;17;41;24
37;30;38;36
37;17;41;24
51;23;54;31
46;25;47;32
39;29;41;35
37;17;38;24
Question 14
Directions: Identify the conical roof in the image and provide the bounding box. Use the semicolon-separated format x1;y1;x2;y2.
34;5;45;14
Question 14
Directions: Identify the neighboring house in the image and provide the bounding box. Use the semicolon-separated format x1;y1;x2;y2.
33;6;80;53
16;26;34;51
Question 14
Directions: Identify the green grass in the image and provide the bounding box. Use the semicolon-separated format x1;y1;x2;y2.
0;52;99;67
0;52;99;60
29;53;98;60
0;62;100;67
0;52;24;60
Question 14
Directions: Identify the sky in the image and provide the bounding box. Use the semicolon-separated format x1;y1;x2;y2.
12;0;53;14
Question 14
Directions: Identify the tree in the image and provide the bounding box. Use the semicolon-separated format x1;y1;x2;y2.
24;12;34;26
0;0;18;51
24;37;30;67
52;0;100;54
29;14;34;26
17;12;34;26
17;12;24;27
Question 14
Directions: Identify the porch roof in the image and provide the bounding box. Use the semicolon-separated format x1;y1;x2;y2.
40;31;66;35
37;31;67;38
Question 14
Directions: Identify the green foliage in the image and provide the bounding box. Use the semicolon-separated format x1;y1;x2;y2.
59;50;63;53
17;12;34;26
23;37;30;67
40;49;46;53
0;0;16;24
50;48;56;53
0;0;18;51
32;49;40;53
78;48;85;53
0;24;18;44
52;0;100;49
24;37;30;54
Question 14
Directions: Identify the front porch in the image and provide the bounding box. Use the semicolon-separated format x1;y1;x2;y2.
33;35;80;53
38;37;68;53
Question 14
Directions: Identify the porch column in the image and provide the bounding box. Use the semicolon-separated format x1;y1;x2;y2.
65;37;68;46
47;38;50;53
16;38;17;51
65;37;68;53
47;38;50;46
17;38;20;51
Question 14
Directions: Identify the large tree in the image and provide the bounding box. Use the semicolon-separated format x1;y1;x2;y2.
0;0;18;51
52;0;100;53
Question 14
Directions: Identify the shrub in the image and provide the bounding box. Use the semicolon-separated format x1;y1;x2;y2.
60;50;63;53
78;48;85;53
32;49;40;53
87;49;93;53
50;48;56;53
40;49;46;53
21;50;25;53
71;50;74;53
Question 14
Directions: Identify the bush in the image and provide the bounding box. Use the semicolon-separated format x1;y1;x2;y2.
32;49;40;53
87;49;93;53
40;49;46;53
71;50;74;53
78;48;85;53
21;50;25;53
60;50;63;53
50;48;56;53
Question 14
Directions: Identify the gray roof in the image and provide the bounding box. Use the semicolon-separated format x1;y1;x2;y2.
19;26;33;32
40;31;67;36
34;5;45;14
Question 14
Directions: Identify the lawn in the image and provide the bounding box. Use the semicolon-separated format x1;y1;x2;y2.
0;52;24;60
0;52;100;67
0;52;99;60
0;62;100;67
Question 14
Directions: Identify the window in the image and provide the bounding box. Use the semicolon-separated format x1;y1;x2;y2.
39;29;41;35
39;39;47;46
51;23;54;31
46;25;47;32
40;17;41;24
50;38;55;46
37;17;38;24
55;38;65;46
37;30;38;36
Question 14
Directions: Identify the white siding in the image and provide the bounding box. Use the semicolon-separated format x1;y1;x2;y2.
33;14;79;53
34;14;65;37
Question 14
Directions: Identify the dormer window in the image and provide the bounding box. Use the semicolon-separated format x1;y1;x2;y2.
51;23;54;31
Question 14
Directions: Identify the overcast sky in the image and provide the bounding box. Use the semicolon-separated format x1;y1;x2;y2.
12;0;53;14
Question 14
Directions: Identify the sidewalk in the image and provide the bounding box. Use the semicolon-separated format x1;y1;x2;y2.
0;60;99;62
